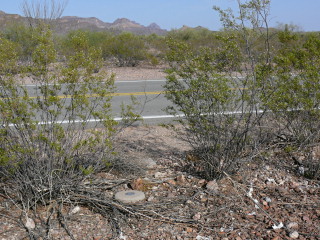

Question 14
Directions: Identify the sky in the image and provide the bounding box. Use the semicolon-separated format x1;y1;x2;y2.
1;0;320;31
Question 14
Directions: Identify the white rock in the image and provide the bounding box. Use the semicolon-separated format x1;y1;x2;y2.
287;222;299;229
272;222;284;230
193;212;201;220
265;197;272;203
289;231;299;239
70;206;81;214
206;180;219;192
25;217;35;230
196;236;211;240
147;196;154;202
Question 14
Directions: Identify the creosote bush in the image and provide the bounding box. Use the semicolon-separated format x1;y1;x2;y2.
165;0;273;179
165;0;320;180
103;32;149;67
165;39;255;179
0;24;139;238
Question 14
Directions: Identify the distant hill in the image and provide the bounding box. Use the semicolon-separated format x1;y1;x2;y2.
0;10;167;35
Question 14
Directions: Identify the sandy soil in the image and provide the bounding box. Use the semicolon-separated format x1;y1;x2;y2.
107;66;167;81
0;125;319;239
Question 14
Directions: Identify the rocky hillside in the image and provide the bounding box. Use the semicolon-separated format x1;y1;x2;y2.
0;10;167;35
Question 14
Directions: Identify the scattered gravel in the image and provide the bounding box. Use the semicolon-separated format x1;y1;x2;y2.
1;116;320;239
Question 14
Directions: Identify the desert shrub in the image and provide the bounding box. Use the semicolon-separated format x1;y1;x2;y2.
2;22;37;62
0;25;113;197
166;27;218;50
0;25;139;238
259;33;320;146
60;30;113;59
164;0;273;179
103;32;148;66
257;32;320;179
165;39;258;179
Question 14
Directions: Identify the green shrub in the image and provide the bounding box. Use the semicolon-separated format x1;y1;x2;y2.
0;25;118;208
260;33;320;146
103;32;148;66
164;40;255;179
164;0;274;179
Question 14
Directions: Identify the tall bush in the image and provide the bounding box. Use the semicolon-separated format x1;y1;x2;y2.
164;0;273;179
0;25;137;237
103;32;148;67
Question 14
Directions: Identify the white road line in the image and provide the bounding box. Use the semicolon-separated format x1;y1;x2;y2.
21;79;168;87
7;109;268;127
116;79;166;83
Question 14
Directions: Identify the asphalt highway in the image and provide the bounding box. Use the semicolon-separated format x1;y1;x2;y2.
22;79;176;125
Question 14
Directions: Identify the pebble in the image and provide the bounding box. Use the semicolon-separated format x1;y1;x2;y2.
193;212;201;220
265;197;272;203
198;179;207;186
154;172;166;178
176;175;186;184
287;222;299;229
70;206;81;214
206;180;219;192
25;217;35;230
147;196;154;202
289;231;299;239
165;179;177;185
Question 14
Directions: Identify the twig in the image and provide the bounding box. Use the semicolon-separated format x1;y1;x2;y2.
223;171;280;227
57;205;75;240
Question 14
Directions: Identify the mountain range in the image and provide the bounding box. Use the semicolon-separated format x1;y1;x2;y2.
0;10;167;35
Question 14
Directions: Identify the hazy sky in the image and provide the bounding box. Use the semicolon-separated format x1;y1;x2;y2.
1;0;320;31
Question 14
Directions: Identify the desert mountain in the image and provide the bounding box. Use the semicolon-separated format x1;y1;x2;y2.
0;11;167;35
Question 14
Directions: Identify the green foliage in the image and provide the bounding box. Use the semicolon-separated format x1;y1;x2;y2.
103;32;148;67
164;0;277;179
2;23;35;61
260;33;320;146
0;24;119;203
165;39;252;179
166;27;218;49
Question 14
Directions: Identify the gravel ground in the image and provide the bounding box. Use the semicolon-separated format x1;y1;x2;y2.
107;66;167;81
18;66;167;84
1;125;319;240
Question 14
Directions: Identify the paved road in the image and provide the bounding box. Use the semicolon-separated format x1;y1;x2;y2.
113;80;177;124
22;79;176;125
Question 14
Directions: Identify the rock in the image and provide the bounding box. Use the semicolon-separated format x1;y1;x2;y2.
167;192;175;198
130;178;152;191
206;180;219;192
289;231;299;239
176;175;186;184
140;158;157;169
271;237;281;240
287;222;299;229
196;236;211;240
25;217;35;230
165;179;177;185
265;197;272;203
185;227;194;233
147;196;154;202
70;206;81;214
193;212;201;220
200;196;208;202
198;179;207;187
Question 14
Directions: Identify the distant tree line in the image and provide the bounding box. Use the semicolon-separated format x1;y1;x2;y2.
1;21;319;68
